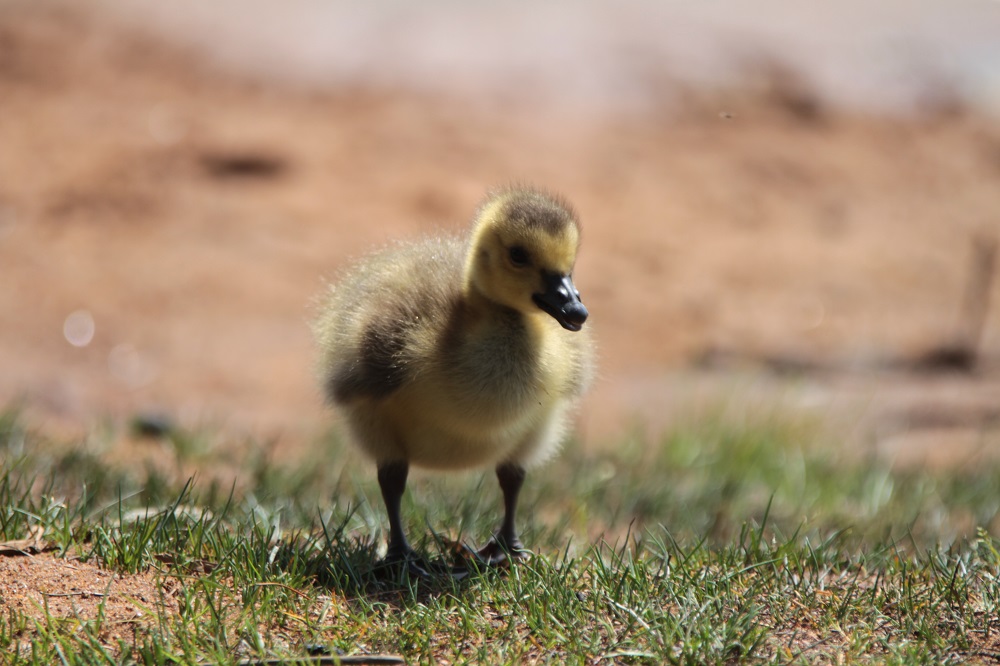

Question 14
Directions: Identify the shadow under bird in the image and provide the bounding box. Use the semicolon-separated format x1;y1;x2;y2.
315;186;594;576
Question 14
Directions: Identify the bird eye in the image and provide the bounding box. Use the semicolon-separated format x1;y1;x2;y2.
508;246;530;267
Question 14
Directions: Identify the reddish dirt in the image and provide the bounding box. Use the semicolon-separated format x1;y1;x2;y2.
0;550;180;653
1;2;998;455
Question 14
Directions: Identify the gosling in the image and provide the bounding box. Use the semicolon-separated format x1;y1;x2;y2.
315;186;593;574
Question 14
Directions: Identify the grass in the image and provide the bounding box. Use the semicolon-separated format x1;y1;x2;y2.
1;405;999;664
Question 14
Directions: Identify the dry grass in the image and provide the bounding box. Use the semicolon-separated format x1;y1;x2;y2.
3;407;1000;664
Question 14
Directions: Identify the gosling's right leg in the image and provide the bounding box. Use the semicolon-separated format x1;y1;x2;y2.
377;461;453;579
377;461;412;562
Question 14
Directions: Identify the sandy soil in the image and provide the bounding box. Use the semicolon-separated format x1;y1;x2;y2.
1;2;999;459
0;548;179;654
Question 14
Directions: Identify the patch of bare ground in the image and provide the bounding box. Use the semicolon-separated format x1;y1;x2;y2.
0;550;178;653
0;6;998;459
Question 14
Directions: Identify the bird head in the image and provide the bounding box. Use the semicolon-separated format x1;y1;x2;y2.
464;187;588;332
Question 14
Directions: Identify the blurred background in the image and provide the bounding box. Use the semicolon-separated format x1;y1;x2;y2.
1;0;998;467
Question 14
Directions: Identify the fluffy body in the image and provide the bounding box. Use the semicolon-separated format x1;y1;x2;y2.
315;190;593;472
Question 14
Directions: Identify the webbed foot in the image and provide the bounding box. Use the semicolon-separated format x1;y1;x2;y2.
456;536;531;568
378;547;469;580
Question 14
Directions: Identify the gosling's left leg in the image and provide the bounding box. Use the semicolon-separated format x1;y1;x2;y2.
476;462;530;566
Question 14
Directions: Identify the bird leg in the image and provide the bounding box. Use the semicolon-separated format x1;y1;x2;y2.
376;461;459;579
475;462;530;566
377;461;412;560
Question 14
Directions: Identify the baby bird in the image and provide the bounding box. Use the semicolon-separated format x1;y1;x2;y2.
315;186;593;574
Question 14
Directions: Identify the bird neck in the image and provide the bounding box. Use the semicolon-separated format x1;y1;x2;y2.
462;281;510;321
460;282;551;344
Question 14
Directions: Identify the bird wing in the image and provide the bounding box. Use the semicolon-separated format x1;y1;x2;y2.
326;314;414;403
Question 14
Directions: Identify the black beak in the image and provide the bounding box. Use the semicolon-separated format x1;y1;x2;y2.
532;272;588;332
